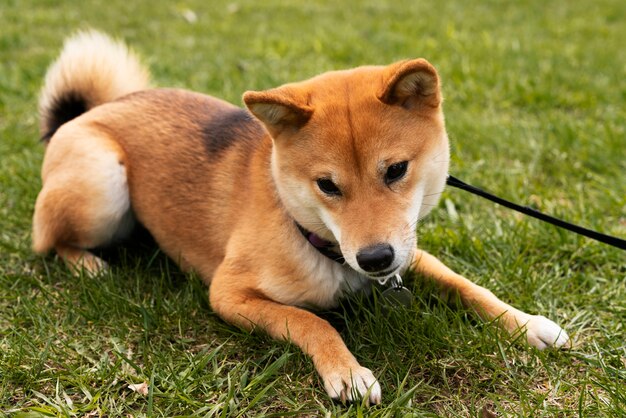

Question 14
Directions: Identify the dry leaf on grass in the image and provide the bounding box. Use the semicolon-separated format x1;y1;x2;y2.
128;382;149;396
481;404;497;418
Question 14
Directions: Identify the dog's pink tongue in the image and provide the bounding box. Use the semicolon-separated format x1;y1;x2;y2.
308;232;332;248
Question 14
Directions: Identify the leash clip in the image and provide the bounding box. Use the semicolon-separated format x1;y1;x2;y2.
377;273;403;288
389;273;403;290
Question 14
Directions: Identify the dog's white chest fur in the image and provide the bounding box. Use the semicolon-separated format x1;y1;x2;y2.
259;251;371;310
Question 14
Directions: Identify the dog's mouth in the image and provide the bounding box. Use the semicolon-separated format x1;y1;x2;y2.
365;266;400;282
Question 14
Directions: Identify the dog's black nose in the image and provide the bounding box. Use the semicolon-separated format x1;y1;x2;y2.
356;243;395;272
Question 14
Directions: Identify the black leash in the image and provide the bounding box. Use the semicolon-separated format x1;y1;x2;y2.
446;175;626;250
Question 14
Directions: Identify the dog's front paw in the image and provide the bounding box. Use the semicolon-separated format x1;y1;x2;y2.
323;365;381;405
524;315;570;350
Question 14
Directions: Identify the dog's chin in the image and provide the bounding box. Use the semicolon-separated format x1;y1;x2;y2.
362;266;400;283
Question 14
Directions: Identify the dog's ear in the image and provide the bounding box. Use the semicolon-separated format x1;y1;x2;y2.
243;89;313;137
379;58;441;110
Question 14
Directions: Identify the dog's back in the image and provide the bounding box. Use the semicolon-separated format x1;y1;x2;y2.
34;32;269;278
87;89;269;275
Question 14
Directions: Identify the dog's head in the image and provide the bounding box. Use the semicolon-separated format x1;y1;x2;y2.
244;59;449;281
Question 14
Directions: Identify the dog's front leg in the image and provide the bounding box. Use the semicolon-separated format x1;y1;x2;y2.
208;264;382;405
410;249;570;349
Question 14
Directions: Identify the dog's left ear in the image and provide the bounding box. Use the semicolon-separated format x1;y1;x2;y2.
243;89;313;138
379;58;441;110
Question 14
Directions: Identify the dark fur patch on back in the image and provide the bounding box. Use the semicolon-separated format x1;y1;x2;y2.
41;91;88;142
201;108;265;156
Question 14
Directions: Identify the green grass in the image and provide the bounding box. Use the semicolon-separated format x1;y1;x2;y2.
1;0;625;416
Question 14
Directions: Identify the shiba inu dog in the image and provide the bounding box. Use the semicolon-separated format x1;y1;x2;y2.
33;31;569;405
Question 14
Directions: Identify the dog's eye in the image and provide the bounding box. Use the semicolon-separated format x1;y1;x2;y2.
316;178;341;196
385;161;408;184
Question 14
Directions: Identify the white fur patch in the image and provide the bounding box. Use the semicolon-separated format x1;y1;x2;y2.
405;180;426;229
323;364;381;405
89;152;134;246
317;207;342;243
523;315;571;350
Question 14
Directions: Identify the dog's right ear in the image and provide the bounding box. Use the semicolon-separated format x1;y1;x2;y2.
379;58;441;110
243;89;313;138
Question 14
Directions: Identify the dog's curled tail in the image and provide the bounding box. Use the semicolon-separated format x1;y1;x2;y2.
39;30;150;141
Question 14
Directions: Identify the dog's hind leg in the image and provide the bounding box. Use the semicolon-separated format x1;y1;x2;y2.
33;126;134;275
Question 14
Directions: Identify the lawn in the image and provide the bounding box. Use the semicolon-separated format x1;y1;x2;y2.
1;0;625;416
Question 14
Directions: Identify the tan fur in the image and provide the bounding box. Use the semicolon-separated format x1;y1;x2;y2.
33;31;569;405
